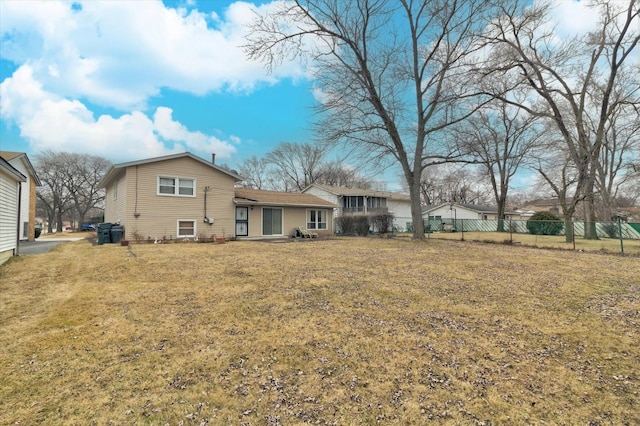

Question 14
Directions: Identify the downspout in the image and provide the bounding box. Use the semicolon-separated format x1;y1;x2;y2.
204;186;210;222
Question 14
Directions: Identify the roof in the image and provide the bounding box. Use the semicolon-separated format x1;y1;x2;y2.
234;188;337;208
304;183;411;201
98;152;242;188
0;151;41;185
0;157;27;182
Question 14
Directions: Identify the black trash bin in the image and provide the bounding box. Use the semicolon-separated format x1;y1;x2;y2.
97;223;112;245
110;225;124;244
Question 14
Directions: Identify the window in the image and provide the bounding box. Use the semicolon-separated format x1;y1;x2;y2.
307;209;327;230
158;176;195;196
262;208;283;235
177;220;196;237
113;180;118;200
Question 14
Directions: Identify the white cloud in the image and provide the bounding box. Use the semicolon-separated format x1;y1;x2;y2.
0;65;237;162
0;0;308;110
548;1;600;37
0;0;313;162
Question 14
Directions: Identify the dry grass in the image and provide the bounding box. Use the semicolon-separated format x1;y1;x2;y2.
1;237;638;425
418;231;640;255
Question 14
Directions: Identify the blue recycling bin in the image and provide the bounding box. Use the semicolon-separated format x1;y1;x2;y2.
97;223;112;245
110;225;124;244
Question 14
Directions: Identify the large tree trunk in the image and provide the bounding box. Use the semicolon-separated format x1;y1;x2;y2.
409;176;425;239
583;178;599;240
564;216;574;243
496;193;507;232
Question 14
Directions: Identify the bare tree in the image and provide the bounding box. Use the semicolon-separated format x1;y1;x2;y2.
34;152;74;233
237;155;272;189
34;151;109;232
457;101;540;231
417;164;492;206
265;141;327;191
531;130;583;241
63;153;110;230
245;0;494;239
595;100;640;220
314;160;376;189
479;0;640;239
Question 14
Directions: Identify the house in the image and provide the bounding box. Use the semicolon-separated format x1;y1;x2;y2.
0;151;41;241
422;203;519;223
520;197;566;217
0;157;26;265
302;184;413;232
98;152;336;241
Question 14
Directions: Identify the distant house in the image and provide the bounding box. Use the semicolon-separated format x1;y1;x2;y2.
98;152;336;241
422;203;519;222
0;151;41;241
0;157;26;265
302;184;413;232
520;197;566;217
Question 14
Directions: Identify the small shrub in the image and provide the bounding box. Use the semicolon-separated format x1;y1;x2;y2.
371;213;395;235
526;211;564;235
354;216;371;236
601;222;618;238
336;215;356;235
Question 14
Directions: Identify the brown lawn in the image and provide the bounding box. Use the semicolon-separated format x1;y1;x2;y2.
0;237;638;425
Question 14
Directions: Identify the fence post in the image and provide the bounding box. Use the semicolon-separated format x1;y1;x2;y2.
572;221;576;251
618;216;624;255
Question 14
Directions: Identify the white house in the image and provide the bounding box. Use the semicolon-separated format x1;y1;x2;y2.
422;203;520;230
0;151;41;241
0;157;26;265
302;184;413;232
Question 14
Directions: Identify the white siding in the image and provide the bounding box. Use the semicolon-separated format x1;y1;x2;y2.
302;187;340;219
424;205;480;220
7;159;31;240
0;170;20;256
388;199;413;231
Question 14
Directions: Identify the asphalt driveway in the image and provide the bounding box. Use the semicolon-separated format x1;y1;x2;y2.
18;238;85;255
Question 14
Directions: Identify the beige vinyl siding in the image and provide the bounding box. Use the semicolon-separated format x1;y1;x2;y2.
122;157;236;241
243;206;332;238
103;170;127;228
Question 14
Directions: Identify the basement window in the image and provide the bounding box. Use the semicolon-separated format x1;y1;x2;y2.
177;220;196;237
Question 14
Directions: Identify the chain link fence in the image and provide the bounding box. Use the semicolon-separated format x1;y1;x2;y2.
421;218;640;255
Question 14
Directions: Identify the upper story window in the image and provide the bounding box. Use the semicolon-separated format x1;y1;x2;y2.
158;176;195;197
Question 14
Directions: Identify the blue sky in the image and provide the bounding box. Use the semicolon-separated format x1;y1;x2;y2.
0;0;321;170
0;0;608;192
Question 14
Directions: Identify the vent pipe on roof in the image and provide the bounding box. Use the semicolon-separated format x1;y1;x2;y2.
211;153;216;164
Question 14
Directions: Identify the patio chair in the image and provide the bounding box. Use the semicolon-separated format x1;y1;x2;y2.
293;227;318;238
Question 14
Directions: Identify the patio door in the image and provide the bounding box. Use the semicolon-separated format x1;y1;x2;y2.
262;207;282;236
235;206;248;236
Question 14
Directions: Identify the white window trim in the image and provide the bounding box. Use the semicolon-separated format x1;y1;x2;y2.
157;176;196;197
307;208;328;230
177;219;197;238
